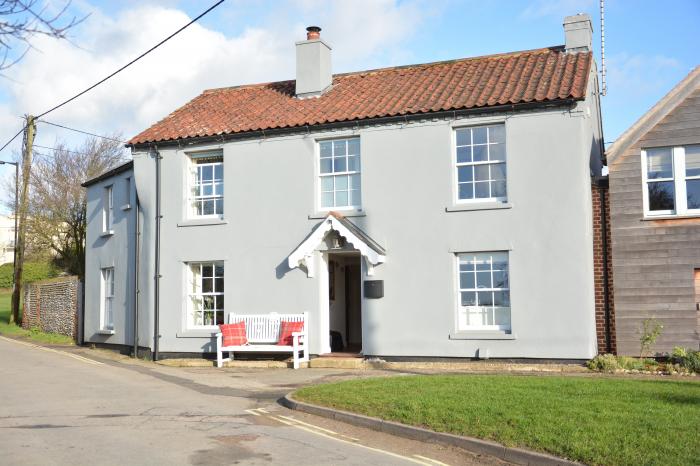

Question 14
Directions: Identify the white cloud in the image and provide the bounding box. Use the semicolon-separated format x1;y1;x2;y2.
606;53;682;97
0;0;430;150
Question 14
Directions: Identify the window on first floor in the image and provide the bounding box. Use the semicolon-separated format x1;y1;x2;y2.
455;124;507;203
456;252;511;332
103;185;113;233
101;267;114;330
319;137;361;210
643;144;700;216
189;151;223;217
187;262;224;328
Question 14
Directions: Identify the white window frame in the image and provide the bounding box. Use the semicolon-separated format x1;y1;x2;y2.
102;185;113;234
317;137;362;211
454;124;507;204
100;267;114;331
642;145;700;217
186;261;224;329
122;177;132;210
455;252;511;332
188;152;224;219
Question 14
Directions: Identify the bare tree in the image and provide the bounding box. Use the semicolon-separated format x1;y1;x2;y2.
0;0;86;70
27;136;125;278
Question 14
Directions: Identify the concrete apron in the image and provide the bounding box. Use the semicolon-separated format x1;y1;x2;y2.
282;393;582;466
157;356;589;372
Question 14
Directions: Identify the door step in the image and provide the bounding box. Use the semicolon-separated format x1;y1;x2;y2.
308;357;366;369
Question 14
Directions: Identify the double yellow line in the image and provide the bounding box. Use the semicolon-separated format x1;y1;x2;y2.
246;407;449;466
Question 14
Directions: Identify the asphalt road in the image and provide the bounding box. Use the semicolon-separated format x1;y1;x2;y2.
0;337;507;466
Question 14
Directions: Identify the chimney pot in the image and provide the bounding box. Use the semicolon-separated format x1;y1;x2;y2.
306;26;321;40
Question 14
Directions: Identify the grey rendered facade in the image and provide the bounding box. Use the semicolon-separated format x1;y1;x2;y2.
83;16;605;359
607;67;700;355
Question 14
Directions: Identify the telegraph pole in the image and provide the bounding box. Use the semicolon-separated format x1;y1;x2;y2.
11;115;35;325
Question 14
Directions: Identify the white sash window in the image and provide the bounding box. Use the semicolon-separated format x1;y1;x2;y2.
642;145;700;217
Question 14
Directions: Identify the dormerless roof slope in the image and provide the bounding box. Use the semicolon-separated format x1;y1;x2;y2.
128;46;592;146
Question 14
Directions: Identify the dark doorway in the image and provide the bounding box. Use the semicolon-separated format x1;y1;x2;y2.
328;252;361;354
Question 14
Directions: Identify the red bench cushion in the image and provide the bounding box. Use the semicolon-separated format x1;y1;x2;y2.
277;320;304;346
219;322;248;346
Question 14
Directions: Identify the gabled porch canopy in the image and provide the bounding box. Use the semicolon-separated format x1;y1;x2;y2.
288;212;386;277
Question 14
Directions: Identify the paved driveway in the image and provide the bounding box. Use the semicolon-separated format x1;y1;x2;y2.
0;337;506;466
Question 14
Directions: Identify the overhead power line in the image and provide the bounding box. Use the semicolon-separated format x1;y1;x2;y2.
0;0;225;155
35;0;226;120
38;120;125;143
33;144;97;156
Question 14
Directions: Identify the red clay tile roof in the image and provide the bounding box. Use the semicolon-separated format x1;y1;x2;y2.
128;47;591;145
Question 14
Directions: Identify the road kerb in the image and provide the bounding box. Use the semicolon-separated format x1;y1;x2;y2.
281;392;581;466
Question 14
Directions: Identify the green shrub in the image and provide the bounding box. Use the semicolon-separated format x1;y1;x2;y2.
618;356;647;371
587;354;619;372
671;347;700;373
0;261;60;288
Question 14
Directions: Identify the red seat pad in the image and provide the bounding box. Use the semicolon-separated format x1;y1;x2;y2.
277;321;304;346
219;322;248;346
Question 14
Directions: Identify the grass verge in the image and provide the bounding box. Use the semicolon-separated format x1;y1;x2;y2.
295;374;700;466
0;288;74;345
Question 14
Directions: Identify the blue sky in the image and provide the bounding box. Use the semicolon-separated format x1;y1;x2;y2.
0;0;698;161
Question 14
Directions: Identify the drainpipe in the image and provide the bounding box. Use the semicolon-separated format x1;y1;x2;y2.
133;194;140;358
153;147;162;361
599;181;612;353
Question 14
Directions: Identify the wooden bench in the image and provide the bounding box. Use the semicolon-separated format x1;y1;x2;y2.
216;312;309;369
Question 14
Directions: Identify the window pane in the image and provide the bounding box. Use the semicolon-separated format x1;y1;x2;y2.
686;145;700;177
202;265;213;277
493;291;510;307
347;155;360;171
333;140;346;155
458;183;473;199
215;278;224;293
648;181;675;211
202;165;212;181
456;129;470;146
203;184;213;196
457;146;471;163
218;295;224;311
336;175;348;190
333;157;346;172
203;200;214;215
473;145;488;162
474;165;490;181
320;158;332;174
321;192;334;207
461;291;476;306
491;163;507;181
460;272;475;289
687;179;700;209
493;271;508;288
489;125;505;144
202;278;213;293
476;271;491;288
214;164;223;180
477;291;493;306
492;181;507;198
347;138;360;155
216;311;224;325
321;177;334;191
458;166;473;183
475;182;490;198
646;148;673;179
320;142;332;158
350;174;361;190
489;143;506;161
473;127;487;145
203;296;214;310
336;191;348;206
350;189;362;206
215;199;223;214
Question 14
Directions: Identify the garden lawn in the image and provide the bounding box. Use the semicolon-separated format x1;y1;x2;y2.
0;288;73;345
295;374;700;466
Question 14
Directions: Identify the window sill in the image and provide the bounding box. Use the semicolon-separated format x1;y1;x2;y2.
642;214;700;221
97;329;115;335
309;210;366;219
177;218;228;227
121;204;131;211
449;331;515;340
176;330;219;338
445;202;512;213
100;231;114;237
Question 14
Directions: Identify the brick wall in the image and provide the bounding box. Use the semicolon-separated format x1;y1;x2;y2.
592;180;616;354
22;276;82;340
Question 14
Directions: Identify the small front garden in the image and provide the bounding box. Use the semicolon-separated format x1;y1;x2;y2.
295;374;700;466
